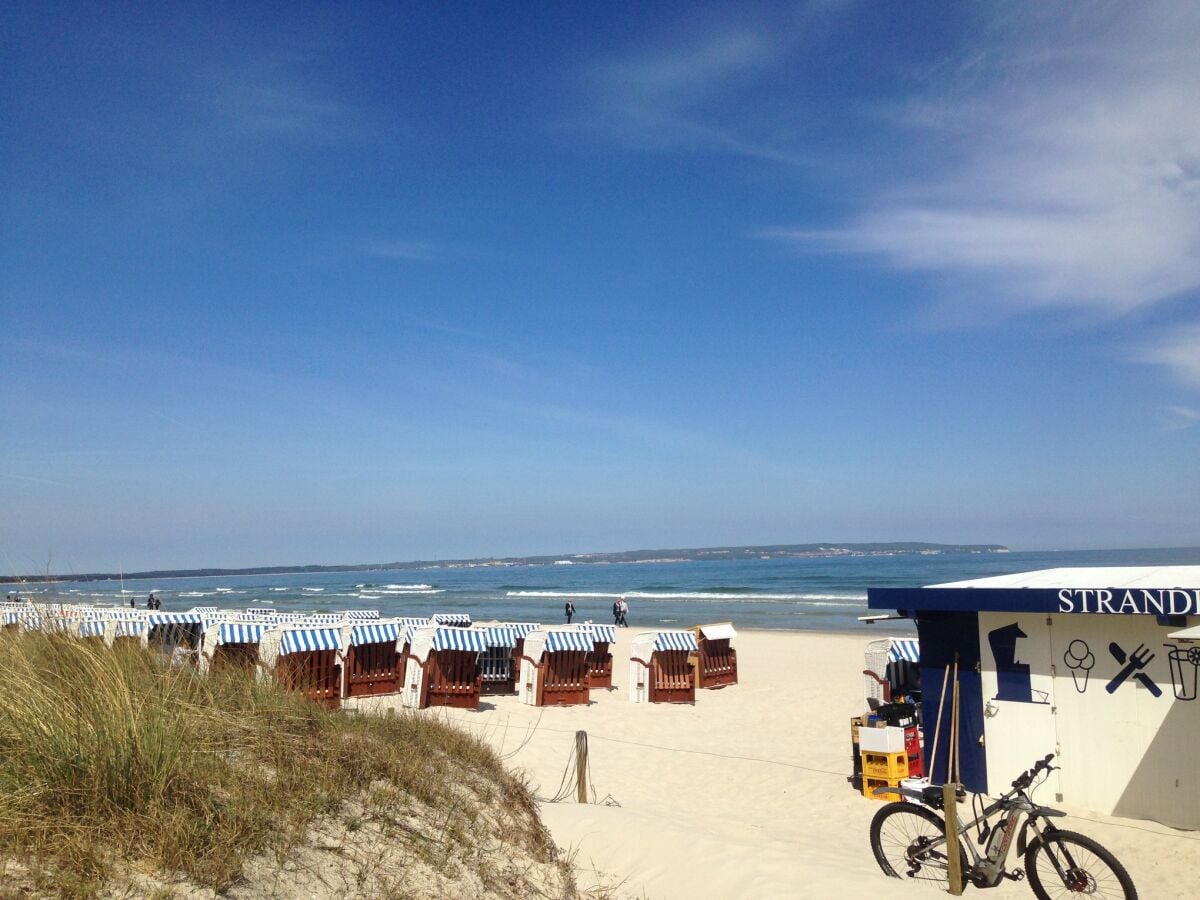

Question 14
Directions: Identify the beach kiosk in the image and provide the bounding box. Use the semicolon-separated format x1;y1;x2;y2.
343;618;404;698
690;622;739;689
401;625;486;709
629;630;698;704
519;627;594;707
868;566;1200;830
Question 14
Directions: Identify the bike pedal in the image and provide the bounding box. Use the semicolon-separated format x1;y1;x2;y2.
1003;868;1025;882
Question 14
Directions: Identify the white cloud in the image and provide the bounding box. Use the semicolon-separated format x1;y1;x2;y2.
775;2;1200;316
581;24;806;164
1136;323;1200;387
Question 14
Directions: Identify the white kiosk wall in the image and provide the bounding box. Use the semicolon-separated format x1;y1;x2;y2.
978;611;1200;829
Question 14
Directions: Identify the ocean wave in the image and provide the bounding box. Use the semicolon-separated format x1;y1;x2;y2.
269;587;288;592
178;591;218;597
301;587;324;593
503;590;866;604
382;584;435;591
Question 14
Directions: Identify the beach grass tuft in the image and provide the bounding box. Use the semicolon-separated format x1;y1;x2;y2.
0;631;570;896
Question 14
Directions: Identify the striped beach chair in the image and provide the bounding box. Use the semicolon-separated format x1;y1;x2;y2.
401;626;486;709
275;625;343;709
863;637;920;708
519;628;594;707
477;625;519;696
629;631;698;704
209;621;275;674
343;619;403;698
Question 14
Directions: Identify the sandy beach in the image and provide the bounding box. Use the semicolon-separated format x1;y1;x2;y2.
350;627;1195;899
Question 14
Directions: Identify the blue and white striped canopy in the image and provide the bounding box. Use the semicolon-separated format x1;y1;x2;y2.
274;613;312;623
350;622;401;645
479;626;517;648
585;624;616;644
504;622;541;639
888;639;920;663
345;609;379;620
304;613;345;624
79;620;105;638
92;609;146;621
545;631;594;653
148;611;203;625
280;628;342;655
654;631;699;652
3;610;20;626
431;627;487;652
191;606;219;614
114;620;147;637
397;616;430;627
432;612;471;626
245;607;277;616
219;623;270;645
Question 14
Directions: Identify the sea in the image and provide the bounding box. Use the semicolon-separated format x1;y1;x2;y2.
11;547;1200;633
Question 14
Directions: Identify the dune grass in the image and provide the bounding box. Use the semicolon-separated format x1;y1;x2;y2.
0;631;561;896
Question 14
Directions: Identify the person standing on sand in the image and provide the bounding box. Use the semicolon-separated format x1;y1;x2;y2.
129;595;135;608
565;600;575;624
612;599;621;626
618;596;629;627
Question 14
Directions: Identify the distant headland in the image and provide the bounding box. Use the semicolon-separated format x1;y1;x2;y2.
1;542;1008;584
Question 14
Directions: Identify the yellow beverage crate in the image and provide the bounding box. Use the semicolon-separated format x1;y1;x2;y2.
862;775;902;802
862;750;909;781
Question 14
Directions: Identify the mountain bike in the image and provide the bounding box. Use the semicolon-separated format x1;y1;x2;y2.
869;754;1137;899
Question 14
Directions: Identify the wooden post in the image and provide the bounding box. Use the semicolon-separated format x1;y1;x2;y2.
575;730;588;803
943;782;963;895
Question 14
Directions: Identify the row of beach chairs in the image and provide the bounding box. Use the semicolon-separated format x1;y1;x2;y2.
0;600;737;709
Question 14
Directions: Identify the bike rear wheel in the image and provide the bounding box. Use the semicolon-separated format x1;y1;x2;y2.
869;802;967;887
1024;830;1137;900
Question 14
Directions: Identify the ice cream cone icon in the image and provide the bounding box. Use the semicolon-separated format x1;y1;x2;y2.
1064;639;1095;693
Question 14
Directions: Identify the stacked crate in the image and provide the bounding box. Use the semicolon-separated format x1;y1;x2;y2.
858;702;922;801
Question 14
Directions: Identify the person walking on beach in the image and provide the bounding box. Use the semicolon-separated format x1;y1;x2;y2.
612;599;621;626
129;595;136;608
618;596;629;627
565;600;575;624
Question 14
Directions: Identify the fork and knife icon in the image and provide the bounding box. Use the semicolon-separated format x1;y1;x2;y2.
1106;642;1163;697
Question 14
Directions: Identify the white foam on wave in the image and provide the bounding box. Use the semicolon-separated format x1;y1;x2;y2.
269;587;288;592
302;587;324;593
377;587;443;595
382;583;435;591
504;590;866;604
179;591;216;597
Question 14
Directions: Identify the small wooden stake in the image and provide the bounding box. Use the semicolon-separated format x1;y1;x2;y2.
943;782;963;895
575;730;589;803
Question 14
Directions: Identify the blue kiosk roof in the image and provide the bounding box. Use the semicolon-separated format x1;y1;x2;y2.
869;566;1200;616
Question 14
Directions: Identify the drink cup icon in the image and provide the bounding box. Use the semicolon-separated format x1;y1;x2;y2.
1165;644;1199;701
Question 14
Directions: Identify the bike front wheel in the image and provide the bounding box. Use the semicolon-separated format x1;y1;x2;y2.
869;802;967;887
1024;829;1137;900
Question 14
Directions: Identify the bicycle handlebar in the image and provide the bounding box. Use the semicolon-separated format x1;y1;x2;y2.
1011;753;1056;790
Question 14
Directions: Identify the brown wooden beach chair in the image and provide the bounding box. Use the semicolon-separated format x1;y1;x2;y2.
629;631;698;704
276;626;343;709
343;620;403;698
690;622;738;689
518;629;594;706
400;626;486;709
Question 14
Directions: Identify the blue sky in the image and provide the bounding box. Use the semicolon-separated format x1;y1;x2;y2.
3;1;1199;572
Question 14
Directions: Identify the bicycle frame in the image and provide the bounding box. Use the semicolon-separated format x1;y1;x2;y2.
893;784;1064;888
